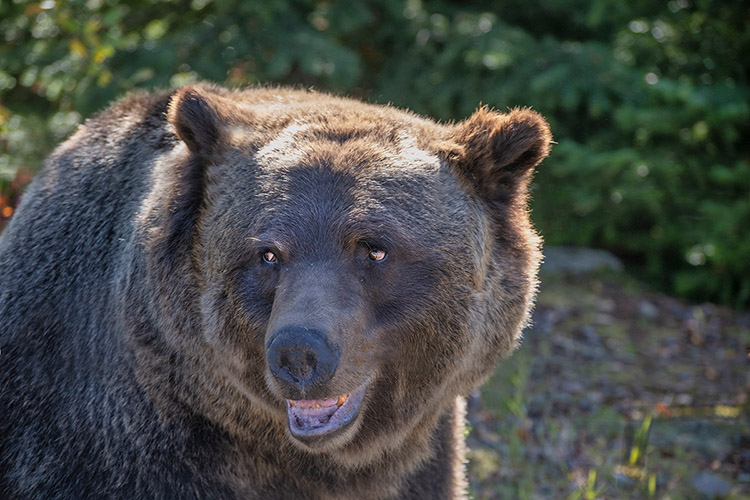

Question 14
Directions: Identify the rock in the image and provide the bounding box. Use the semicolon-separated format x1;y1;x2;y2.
675;393;693;406
691;471;731;498
638;300;659;320
615;472;634;488
541;246;624;274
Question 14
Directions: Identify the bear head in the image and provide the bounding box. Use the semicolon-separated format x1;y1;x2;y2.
131;83;551;467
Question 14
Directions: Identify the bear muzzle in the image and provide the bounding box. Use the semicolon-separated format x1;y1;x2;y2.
266;326;368;445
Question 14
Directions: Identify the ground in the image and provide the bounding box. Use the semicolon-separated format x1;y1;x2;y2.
467;265;750;500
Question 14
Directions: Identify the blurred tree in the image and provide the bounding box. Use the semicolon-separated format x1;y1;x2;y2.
0;0;748;306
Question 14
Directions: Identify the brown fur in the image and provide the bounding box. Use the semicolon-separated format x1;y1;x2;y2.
0;83;551;499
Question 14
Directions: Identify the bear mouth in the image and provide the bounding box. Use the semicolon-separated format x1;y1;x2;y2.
286;383;367;446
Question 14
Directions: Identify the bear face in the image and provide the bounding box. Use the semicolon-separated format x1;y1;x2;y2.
195;117;482;456
129;84;551;469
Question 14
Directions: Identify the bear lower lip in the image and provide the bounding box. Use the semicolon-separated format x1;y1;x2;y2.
286;383;367;444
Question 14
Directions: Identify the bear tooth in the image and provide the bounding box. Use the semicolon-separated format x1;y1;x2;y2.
289;400;296;407
337;394;348;406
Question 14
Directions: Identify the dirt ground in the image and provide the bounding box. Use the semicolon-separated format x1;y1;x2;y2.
467;269;750;499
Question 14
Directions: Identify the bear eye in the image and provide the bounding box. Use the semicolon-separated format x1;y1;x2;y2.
262;251;278;264
367;249;387;262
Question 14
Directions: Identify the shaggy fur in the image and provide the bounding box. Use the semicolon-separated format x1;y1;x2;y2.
0;83;551;499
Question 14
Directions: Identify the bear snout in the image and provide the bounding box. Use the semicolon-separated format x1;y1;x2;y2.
266;326;339;396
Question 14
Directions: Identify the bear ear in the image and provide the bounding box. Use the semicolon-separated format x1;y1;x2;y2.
167;86;224;156
448;107;552;202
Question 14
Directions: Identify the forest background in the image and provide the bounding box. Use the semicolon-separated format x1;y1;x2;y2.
1;0;748;307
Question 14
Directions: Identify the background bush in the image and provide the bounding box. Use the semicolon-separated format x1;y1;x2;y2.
1;0;748;307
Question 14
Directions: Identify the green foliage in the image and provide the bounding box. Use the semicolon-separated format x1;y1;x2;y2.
1;0;748;307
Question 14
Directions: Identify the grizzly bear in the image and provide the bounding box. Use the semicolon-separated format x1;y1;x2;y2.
0;83;551;499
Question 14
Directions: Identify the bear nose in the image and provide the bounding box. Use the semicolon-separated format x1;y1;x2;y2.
266;327;339;391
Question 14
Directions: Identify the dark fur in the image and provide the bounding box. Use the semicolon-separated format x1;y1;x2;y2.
0;84;551;499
